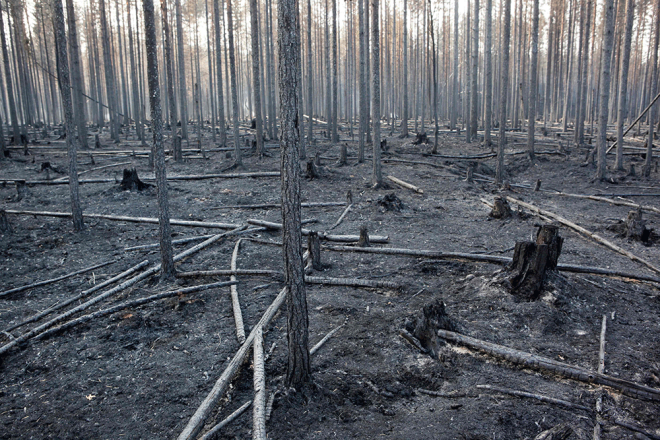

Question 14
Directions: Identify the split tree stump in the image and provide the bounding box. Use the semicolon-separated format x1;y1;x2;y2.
489;196;512;219
507;225;563;300
624;208;651;243
120;168;151;191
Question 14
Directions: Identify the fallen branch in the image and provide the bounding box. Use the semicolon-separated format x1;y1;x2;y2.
198;401;252;440
3;260;150;333
124;235;215;251
34;281;238;341
252;328;267;440
177;269;282;279
211;201;346;210
611;419;660;440
5;210;241;229
506;196;660;275
230;240;246;344
437;329;660;402
247;219;389;243
328;204;353;230
387;175;424;194
0;259;116;298
53;161;132;181
475;384;591;412
177;287;287;440
310;319;347;355
417;389;473;398
554;193;660;216
322;244;511;265
594;315;608;440
304;276;400;290
0;172;281;185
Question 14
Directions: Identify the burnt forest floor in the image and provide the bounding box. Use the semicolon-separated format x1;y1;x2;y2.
1;121;659;440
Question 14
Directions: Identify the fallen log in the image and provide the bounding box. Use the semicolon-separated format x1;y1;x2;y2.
230;240;246;344
387;175;424;194
3;260;150;333
554;192;660;216
437;329;660;402
177;269;282;278
211;201;347;210
198;401;252;440
5;210;241;229
310;320;347;355
246;219;389;243
475;384;592;412
124;234;216;251
304;276;400;290
34;281;238;342
0;172;281;185
52;161;132;181
329;204;353;230
0;259;116;298
252;328;267;440
505;196;660;275
177;287;288;440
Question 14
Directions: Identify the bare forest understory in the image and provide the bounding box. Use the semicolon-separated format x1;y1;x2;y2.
1;120;660;440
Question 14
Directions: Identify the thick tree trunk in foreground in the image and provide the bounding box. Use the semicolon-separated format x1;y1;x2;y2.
615;0;635;171
53;0;84;231
497;0;512;184
0;0;19;143
596;0;616;181
143;0;175;279
227;0;242;166
278;0;311;388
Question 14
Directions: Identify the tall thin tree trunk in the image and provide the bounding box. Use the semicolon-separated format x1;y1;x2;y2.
143;0;175;279
497;0;512;184
213;0;226;147
0;0;19;143
484;0;493;147
161;0;178;133
53;0;84;231
615;0;635;170
99;0;119;140
226;0;242;165
527;0;539;160
470;0;479;140
451;0;457;131
576;0;591;145
331;0;338;143
307;0;314;146
597;0;616;180
358;0;366;162
65;0;88;148
175;0;188;140
645;0;660;176
543;2;554;132
278;0;311;388
401;0;409;136
371;0;382;186
250;0;264;156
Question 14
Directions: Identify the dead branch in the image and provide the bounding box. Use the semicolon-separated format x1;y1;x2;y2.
5;210;241;229
0;259;116;298
34;281;238;341
198;401;252;440
322;244;511;264
177;287;287;440
555;192;660;216
475;384;592;412
211;201;346;210
52;161;132;181
177;269;282;279
310;319;347;355
417;389;474;398
328;204;353;230
246;219;389;243
387;175;424;193
124;234;216;251
3;260;150;333
230;239;246;344
437;329;660;402
506;196;660;275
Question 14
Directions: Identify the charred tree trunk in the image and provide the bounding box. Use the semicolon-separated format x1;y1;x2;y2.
65;0;88;148
278;0;311;388
175;0;188;140
99;0;119;141
213;0;226;148
470;0;479;141
0;0;20;143
527;0;539;161
401;0;409;137
249;0;264;157
645;0;660;176
484;0;493;147
615;0;635;171
227;0;242;166
597;0;616;181
371;0;382;187
497;0;512;184
161;0;178;133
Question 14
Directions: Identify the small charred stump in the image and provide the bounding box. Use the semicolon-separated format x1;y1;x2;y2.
173;135;183;161
337;143;348;166
377;193;405;212
357;225;370;247
95;133;101;149
0;210;11;233
120;168;151;191
380;139;388;152
306;231;327;271
489;196;512;219
305;159;321;179
412;132;429;145
407;300;456;358
624;208;652;243
506;225;563;300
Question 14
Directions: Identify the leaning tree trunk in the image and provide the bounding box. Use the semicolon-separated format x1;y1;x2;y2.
470;0;479;141
645;0;660;176
227;0;242;166
143;0;175;279
53;0;84;231
0;0;20;144
497;0;512;184
65;0;88;148
213;0;226;148
596;0;616;181
278;0;311;388
615;0;635;171
249;0;264;156
175;0;188;140
371;0;382;187
527;0;539;161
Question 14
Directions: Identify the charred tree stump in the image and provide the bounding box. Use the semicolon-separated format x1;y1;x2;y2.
412;132;429;145
358;225;370;247
0;209;11;233
337;143;347;166
95;134;101;149
305;159;320;179
120;168;151;191
173;134;183;162
466;165;474;183
13;180;29;202
506;225;563;300
624;208;651;242
489;196;512;219
307;231;324;271
408;300;455;358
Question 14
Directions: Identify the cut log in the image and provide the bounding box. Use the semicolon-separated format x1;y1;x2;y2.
506;196;660;275
0;259;116;298
436;329;660;402
489;196;512;219
120;168;151;190
211;201;346;210
304;276;399;290
177;287;288;440
387;175;423;193
252;328;267;440
245;219;389;243
230;239;246;344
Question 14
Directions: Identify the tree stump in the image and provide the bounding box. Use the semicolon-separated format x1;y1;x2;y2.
377;193;404;212
307;231;324;271
14;180;29;202
412;132;429;145
409;300;455;359
120;168;151;191
380;139;388;152
0;210;11;233
466;165;474;183
624;208;651;243
305;159;320;179
95;134;101;149
506;225;563;300
489;196;512;219
337;143;347;166
173;135;183;161
358;225;370;247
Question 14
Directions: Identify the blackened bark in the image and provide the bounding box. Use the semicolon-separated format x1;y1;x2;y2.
527;0;539;161
227;0;242;166
250;0;264;156
161;0;178;132
175;0;188;140
0;0;19;143
213;0;226;148
143;0;175;279
65;0;88;148
278;0;311;388
597;0;616;180
371;0;382;187
497;0;512;184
